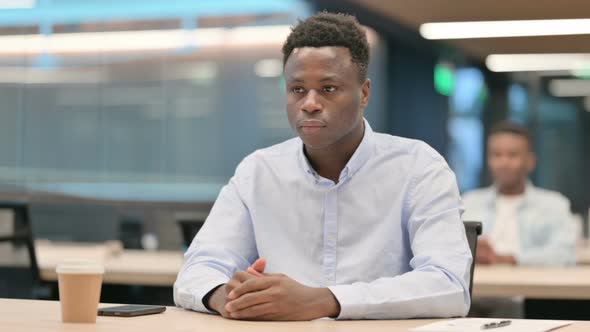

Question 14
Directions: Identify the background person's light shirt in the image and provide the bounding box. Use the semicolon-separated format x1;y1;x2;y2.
489;194;524;256
462;182;576;266
174;120;472;320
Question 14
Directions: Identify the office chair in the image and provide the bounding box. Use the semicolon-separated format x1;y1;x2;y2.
177;219;206;249
463;221;483;305
119;217;144;249
0;201;53;299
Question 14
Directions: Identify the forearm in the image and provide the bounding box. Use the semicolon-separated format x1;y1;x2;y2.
328;269;470;319
175;174;259;312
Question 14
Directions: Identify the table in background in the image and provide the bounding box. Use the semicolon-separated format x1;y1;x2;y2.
35;240;183;287
36;242;590;298
32;241;183;305
36;242;590;293
473;265;590;320
576;244;590;265
473;265;590;299
37;243;590;299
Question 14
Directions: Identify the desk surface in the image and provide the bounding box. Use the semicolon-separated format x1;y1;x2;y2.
2;298;590;332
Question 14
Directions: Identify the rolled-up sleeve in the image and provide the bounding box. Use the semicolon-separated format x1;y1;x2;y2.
174;159;258;313
329;152;472;319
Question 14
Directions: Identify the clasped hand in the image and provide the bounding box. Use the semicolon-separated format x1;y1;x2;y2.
208;258;339;320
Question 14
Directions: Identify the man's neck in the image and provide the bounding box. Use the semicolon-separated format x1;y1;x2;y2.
305;121;364;184
497;181;526;196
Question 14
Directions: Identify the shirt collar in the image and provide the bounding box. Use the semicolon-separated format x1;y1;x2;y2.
488;180;535;207
297;118;374;181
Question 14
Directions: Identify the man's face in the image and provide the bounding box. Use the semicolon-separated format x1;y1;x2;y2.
284;47;370;150
487;133;535;189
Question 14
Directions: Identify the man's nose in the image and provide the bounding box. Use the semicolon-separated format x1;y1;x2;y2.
301;90;323;113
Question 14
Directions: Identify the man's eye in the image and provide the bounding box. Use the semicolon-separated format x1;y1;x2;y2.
323;86;337;92
291;87;305;93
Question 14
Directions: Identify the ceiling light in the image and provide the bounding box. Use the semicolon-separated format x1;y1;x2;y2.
0;25;291;55
0;67;105;84
227;26;291;45
254;58;283;78
0;0;35;9
486;54;590;72
420;19;590;39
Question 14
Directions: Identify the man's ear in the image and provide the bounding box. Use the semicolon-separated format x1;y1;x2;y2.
360;79;371;108
526;151;537;174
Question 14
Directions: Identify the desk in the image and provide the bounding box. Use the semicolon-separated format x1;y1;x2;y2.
2;298;589;332
473;265;590;299
576;244;590;265
35;241;183;287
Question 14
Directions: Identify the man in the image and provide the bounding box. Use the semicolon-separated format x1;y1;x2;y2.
174;12;471;320
462;122;576;266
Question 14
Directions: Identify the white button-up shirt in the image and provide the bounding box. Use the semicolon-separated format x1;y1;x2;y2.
174;120;472;319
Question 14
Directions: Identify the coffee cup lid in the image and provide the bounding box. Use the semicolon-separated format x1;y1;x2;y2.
56;260;104;274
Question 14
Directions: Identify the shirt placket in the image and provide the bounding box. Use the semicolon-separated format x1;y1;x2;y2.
322;187;338;286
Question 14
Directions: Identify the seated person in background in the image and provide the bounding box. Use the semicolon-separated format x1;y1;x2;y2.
462;121;576;266
174;12;472;321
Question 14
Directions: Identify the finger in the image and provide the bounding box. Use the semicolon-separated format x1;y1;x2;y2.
234;271;256;282
247;266;264;277
227;271;256;293
229;302;278;320
225;289;272;312
251;258;266;273
226;279;239;293
228;276;276;300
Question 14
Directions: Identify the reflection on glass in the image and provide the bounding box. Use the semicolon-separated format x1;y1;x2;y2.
447;68;486;192
0;2;386;203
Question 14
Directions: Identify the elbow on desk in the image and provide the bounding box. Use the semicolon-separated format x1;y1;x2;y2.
425;269;471;318
417;287;470;319
431;282;471;318
173;282;194;310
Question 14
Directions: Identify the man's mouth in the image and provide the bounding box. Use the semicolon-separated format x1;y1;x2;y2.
299;120;326;134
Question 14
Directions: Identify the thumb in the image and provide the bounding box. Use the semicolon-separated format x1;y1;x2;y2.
247;258;266;276
251;258;266;272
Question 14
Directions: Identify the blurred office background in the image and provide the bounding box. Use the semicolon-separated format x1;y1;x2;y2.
0;0;589;304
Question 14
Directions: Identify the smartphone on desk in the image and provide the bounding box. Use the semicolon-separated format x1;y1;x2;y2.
98;305;166;317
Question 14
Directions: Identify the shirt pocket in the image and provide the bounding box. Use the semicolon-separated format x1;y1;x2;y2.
521;215;552;247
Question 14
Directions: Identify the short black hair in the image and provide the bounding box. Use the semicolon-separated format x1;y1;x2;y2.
282;12;369;82
489;121;534;151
